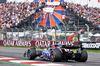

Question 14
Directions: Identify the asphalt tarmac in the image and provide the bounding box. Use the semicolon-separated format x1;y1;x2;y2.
0;47;100;66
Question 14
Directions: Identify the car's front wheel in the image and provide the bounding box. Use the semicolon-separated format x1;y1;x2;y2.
27;48;36;60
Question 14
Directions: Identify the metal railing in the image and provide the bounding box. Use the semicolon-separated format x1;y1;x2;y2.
0;26;100;42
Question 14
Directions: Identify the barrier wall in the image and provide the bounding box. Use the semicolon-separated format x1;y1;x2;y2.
0;40;78;47
0;40;100;49
82;42;100;49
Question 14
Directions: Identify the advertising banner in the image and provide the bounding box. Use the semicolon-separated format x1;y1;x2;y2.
0;40;100;49
0;40;78;47
43;7;54;13
82;42;100;49
46;2;60;5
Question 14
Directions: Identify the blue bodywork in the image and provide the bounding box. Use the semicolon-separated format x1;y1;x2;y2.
40;50;51;60
42;51;50;57
41;45;62;58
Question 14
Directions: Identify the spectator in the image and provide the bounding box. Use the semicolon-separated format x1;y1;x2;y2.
64;2;100;28
0;2;39;29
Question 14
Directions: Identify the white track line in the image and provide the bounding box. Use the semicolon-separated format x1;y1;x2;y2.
10;60;38;63
0;58;15;60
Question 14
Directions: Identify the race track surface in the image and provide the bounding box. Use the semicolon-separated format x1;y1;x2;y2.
0;47;100;66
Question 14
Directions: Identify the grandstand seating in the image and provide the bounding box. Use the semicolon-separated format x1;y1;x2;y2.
0;2;43;29
62;2;100;33
0;1;100;34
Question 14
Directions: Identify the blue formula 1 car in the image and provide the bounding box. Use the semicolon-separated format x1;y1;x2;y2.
24;44;88;62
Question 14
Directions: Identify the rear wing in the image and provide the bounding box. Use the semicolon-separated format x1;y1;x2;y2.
62;45;80;49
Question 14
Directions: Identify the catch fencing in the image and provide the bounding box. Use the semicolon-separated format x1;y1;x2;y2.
0;26;100;49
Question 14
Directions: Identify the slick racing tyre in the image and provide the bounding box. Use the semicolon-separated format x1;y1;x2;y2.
78;49;88;62
50;48;62;62
27;48;36;60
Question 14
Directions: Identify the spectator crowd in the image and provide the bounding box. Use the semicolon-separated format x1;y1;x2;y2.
0;2;38;29
64;2;100;28
0;1;100;29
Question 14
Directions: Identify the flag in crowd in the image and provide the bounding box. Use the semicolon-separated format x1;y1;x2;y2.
98;0;100;3
62;15;65;19
43;14;46;19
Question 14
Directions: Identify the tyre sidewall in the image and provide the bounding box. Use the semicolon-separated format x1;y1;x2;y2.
27;48;36;60
50;48;62;62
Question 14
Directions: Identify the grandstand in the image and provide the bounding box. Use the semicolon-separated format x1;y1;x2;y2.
0;0;100;36
62;1;100;33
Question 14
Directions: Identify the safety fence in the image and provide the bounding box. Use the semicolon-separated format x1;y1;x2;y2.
0;27;82;41
0;26;100;49
0;26;100;41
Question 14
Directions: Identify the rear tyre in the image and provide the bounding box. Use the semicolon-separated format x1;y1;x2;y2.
50;48;62;62
78;49;88;62
27;48;36;60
